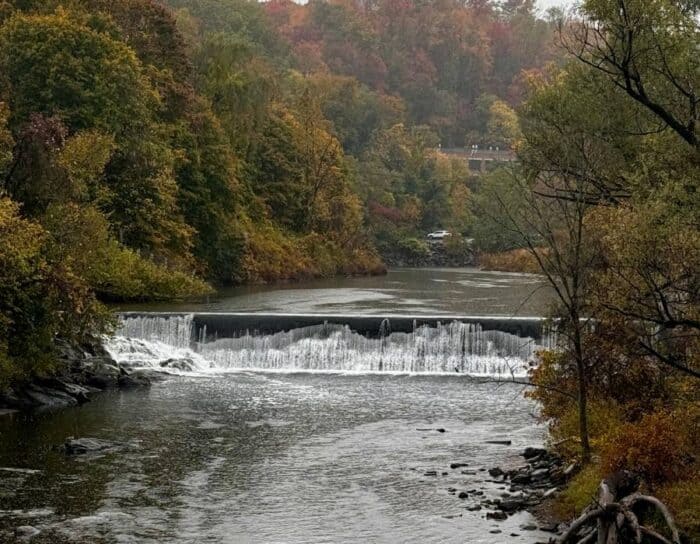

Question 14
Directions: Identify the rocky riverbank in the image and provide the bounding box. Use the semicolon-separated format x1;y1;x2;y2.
440;446;573;541
0;340;157;411
382;241;475;268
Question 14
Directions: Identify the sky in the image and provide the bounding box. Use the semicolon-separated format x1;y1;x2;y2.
537;0;572;11
289;1;574;13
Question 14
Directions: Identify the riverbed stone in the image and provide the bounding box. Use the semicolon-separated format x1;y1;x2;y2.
84;358;122;389
523;447;547;459
15;525;40;540
488;467;504;478
60;437;117;455
512;472;532;485
486;511;507;521
497;499;525;512
118;371;152;389
531;468;549;480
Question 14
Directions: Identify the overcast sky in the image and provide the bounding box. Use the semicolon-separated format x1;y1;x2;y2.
537;0;572;11
288;1;574;13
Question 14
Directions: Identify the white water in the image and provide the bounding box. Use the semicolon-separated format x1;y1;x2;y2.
106;314;551;376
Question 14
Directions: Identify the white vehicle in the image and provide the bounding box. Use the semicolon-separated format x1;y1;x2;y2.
426;230;451;240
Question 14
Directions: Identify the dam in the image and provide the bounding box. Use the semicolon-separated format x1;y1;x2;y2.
107;312;554;376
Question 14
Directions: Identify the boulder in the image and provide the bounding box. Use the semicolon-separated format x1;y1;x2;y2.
15;525;40;540
488;467;504;478
160;358;196;372
23;385;78;408
84;358;122;389
511;472;532;485
523;447;547;459
497;499;525;513
486;511;508;521
531;468;550;481
60;437;119;455
118;371;152;389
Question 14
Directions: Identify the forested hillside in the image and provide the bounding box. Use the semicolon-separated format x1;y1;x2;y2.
0;0;555;382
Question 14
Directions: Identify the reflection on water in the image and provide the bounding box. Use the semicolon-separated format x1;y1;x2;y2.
0;374;548;543
116;268;551;317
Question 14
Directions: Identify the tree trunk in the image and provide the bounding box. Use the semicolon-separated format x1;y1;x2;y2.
572;318;591;463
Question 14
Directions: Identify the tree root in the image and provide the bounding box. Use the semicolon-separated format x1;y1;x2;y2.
559;478;681;544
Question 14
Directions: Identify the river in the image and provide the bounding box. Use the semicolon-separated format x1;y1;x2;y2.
0;268;554;543
117;267;551;316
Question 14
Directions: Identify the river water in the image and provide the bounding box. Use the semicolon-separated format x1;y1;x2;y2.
0;269;554;543
118;267;551;316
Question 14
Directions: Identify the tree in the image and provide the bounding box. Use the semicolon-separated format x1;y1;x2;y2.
563;0;700;151
484;164;599;463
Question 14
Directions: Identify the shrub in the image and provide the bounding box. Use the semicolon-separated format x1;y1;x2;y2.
396;237;430;259
478;248;540;273
600;409;696;487
0;198;110;386
41;203;212;301
554;464;604;519
658;475;700;541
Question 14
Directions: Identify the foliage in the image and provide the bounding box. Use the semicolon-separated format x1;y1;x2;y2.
0;198;109;387
512;1;700;535
658;477;700;541
555;464;604;518
0;0;560;385
600;407;698;487
478;249;540;273
395;237;430;260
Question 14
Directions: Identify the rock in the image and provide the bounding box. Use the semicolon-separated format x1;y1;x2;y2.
543;487;559;498
466;505;482;511
531;468;550;480
486;511;508;521
457;491;470;499
84;358;122;389
539;523;559;533
60;437;116;455
23;385;78;408
424;470;438;476
15;525;40;540
488;467;504;478
523;447;547;459
511;472;532;485
486;440;512;445
520;524;538;531
563;462;578;478
497;499;525;513
450;462;469;469
159;358;196;372
118;371;152;389
489;529;502;534
436;428;446;433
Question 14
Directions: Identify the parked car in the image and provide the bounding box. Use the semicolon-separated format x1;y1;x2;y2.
426;230;451;240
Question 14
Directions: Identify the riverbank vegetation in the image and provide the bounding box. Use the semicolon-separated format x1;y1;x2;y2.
480;0;699;540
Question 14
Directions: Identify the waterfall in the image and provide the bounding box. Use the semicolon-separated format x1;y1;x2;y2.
105;314;553;377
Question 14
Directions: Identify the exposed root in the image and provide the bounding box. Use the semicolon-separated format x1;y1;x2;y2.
559;475;681;544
